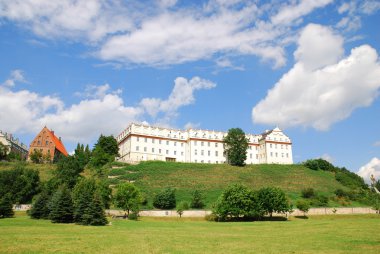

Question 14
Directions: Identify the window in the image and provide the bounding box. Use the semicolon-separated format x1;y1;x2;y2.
281;144;283;149
159;140;162;144
159;149;162;154
136;146;139;151
166;150;169;155
152;148;155;153
201;150;204;156
174;142;177;146
270;144;272;148
137;137;139;141
45;141;49;145
195;149;198;155
208;150;210;156
275;152;278;157
216;161;219;164
282;153;284;158
166;140;169;145
174;151;177;155
250;154;252;159
215;151;218;156
181;152;184;156
152;139;155;143
201;141;204;146
144;147;147;152
256;154;258;159
145;138;147;143
215;143;218;147
195;160;198;163
181;143;184;147
194;141;197;146
37;140;40;145
286;153;289;158
270;152;273;157
201;160;204;163
208;142;210;147
275;144;277;149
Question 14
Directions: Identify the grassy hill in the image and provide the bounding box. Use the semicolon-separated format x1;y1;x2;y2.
0;160;367;207
106;161;362;208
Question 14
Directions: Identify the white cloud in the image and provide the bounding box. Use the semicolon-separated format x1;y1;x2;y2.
1;69;28;87
321;153;334;163
184;122;201;130
357;157;380;183
0;74;215;143
0;0;332;68
140;76;216;124
373;141;380;147
252;24;380;130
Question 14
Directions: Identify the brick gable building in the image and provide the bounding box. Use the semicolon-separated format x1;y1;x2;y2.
29;126;68;161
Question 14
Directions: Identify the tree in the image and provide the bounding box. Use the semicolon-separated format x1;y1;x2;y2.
0;166;40;204
153;188;176;210
190;189;205;209
74;143;90;169
55;155;83;189
301;188;315;199
49;185;74;223
176;201;189;218
296;200;310;217
114;183;141;216
0;194;14;218
258;187;291;217
29;149;43;163
0;141;9;160
72;178;97;223
96;179;112;209
29;191;51;219
223;128;249;166
90;135;119;167
213;184;262;221
81;193;108;226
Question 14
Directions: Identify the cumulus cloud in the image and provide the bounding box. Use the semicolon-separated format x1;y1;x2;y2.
0;0;333;68
140;77;216;124
252;24;380;130
321;154;334;163
357;157;380;183
0;74;215;143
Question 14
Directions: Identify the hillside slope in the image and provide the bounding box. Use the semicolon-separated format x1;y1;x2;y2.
107;161;358;208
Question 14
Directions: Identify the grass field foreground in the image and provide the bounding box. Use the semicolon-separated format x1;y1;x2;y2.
0;213;379;253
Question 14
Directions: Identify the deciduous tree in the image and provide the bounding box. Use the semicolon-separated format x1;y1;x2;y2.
223;128;249;166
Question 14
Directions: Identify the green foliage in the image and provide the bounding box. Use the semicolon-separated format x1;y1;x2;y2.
81;193;108;226
190;190;205;209
0;141;8;160
114;183;141;215
335;170;367;189
29;191;51;219
371;195;380;213
176;201;189;218
258;187;292;217
72;178;97;223
49;185;74;223
223;128;249;167
303;159;336;172
296;200;310;216
7;152;23;161
74;143;91;169
55;156;83;189
96;179;112;209
213;184;262;221
90;135;119;168
0;193;14;218
30;149;43;164
301;188;315;198
153;188;176;210
0;165;40;204
310;194;329;207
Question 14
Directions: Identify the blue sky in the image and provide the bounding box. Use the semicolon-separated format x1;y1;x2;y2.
0;0;380;179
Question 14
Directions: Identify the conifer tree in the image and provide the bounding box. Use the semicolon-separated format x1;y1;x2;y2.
49;185;74;223
30;191;51;219
72;178;96;224
0;194;14;218
81;193;108;226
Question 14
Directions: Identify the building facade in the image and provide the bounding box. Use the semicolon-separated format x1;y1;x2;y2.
116;123;293;165
0;130;29;160
29;126;68;161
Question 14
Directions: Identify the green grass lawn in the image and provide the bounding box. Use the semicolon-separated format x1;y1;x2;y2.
0;161;55;181
0;213;379;253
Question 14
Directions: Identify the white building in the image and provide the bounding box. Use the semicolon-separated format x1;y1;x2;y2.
0;130;29;160
116;123;293;165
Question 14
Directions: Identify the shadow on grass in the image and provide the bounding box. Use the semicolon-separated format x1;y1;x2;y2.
294;215;309;219
259;216;288;221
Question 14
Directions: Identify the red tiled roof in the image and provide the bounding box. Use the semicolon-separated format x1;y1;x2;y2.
47;129;68;156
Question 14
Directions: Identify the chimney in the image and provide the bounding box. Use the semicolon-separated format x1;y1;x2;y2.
51;131;54;135
59;137;61;141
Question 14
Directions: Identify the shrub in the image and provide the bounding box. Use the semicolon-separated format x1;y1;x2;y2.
190;190;205;209
258;187;292;217
213;184;262;221
153;188;176;210
310;194;329;207
205;213;218;221
296;200;310;216
176;201;189;218
301;188;315;199
303;159;336;172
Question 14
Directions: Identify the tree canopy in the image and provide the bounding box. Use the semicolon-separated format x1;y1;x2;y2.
223;128;249;166
114;183;141;215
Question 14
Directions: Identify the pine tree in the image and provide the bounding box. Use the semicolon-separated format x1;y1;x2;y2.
29;191;51;219
0;194;14;218
81;194;108;226
72;178;96;223
49;185;74;223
